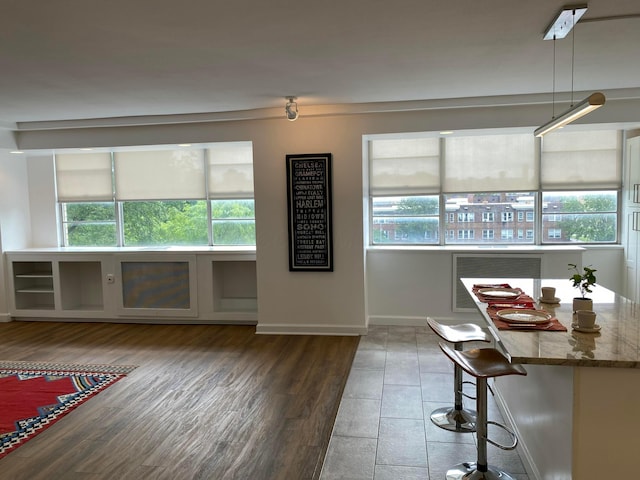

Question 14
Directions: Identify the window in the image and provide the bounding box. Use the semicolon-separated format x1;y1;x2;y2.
548;228;562;239
371;196;439;244
443;193;535;245
368;129;621;246
542;191;617;243
55;142;255;247
61;202;117;247
501;229;514;240
482;229;494;240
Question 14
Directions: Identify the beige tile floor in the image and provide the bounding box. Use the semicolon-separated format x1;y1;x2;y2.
320;325;531;480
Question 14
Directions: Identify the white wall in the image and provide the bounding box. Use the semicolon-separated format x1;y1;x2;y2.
365;247;623;326
0;150;32;319
4;100;636;333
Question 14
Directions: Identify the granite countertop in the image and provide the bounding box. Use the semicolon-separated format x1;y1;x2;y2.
462;278;640;368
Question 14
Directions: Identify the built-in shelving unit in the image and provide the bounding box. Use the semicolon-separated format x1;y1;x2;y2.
5;249;258;324
12;261;55;310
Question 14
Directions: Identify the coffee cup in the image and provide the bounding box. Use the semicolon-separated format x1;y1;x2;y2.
576;310;597;329
541;286;556;301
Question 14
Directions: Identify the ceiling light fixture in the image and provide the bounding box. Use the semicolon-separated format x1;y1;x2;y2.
534;92;605;137
543;4;587;39
535;5;605;137
285;96;299;121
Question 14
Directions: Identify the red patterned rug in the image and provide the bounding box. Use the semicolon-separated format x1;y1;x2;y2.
0;361;137;460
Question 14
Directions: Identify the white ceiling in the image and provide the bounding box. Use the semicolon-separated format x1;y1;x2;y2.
1;0;639;125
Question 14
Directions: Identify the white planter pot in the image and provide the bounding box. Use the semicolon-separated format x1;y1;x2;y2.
572;297;593;312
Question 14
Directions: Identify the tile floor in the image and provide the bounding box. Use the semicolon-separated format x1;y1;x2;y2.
320;325;530;480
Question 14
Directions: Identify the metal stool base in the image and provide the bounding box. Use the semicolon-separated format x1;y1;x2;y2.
446;462;518;480
430;406;477;433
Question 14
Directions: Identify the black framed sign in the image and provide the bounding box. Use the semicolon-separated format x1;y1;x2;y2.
286;153;334;272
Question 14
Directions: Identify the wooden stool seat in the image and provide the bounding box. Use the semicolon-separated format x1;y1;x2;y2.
426;317;490;433
427;317;490;344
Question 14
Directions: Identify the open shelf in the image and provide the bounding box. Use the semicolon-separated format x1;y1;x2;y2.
12;261;55;310
59;261;104;311
212;260;258;313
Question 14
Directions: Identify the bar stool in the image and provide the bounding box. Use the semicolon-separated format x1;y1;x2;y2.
426;317;491;433
439;342;527;480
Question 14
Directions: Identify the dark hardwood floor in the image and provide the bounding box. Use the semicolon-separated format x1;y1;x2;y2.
0;321;359;480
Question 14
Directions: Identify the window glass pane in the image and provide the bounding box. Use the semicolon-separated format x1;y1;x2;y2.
372;196;439;244
444;192;535;244
122;200;208;246
61;202;116;246
211;199;256;245
542;191;617;243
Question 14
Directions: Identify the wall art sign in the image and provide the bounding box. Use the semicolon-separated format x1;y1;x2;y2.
286;153;333;271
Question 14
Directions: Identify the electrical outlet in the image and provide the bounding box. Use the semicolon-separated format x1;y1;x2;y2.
106;274;115;284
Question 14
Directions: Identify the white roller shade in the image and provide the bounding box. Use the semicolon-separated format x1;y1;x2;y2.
370;138;440;195
541;130;621;189
114;149;206;200
207;142;254;199
55;152;113;202
443;134;537;193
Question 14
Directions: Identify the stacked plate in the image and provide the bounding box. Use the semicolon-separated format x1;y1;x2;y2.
496;309;552;326
477;287;521;299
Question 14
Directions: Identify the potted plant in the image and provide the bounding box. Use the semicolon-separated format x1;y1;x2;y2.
568;263;597;312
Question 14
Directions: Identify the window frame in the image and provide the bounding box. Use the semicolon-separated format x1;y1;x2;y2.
56;143;255;248
367;129;622;247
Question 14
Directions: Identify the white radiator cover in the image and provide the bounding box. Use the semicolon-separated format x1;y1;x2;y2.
453;254;542;310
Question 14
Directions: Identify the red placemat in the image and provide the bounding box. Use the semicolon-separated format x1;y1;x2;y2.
472;285;535;304
486;305;567;331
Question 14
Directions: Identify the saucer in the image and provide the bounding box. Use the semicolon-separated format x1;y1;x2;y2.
571;323;601;333
539;296;561;304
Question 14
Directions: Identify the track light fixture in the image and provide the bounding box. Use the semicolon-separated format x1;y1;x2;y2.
535;5;605;137
285;96;299;121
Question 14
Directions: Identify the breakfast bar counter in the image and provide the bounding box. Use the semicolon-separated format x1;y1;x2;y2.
461;278;640;480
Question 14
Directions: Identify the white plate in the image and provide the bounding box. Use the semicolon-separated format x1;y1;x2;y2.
496;309;552;324
539;296;561;304
478;288;520;298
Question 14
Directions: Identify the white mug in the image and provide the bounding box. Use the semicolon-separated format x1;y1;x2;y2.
576;310;597;329
541;286;556;301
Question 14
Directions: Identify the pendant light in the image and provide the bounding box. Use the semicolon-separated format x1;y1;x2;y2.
534;5;605;137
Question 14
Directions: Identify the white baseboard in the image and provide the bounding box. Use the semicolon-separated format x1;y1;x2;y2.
0;313;12;323
368;315;483;327
255;323;366;336
368;315;427;326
